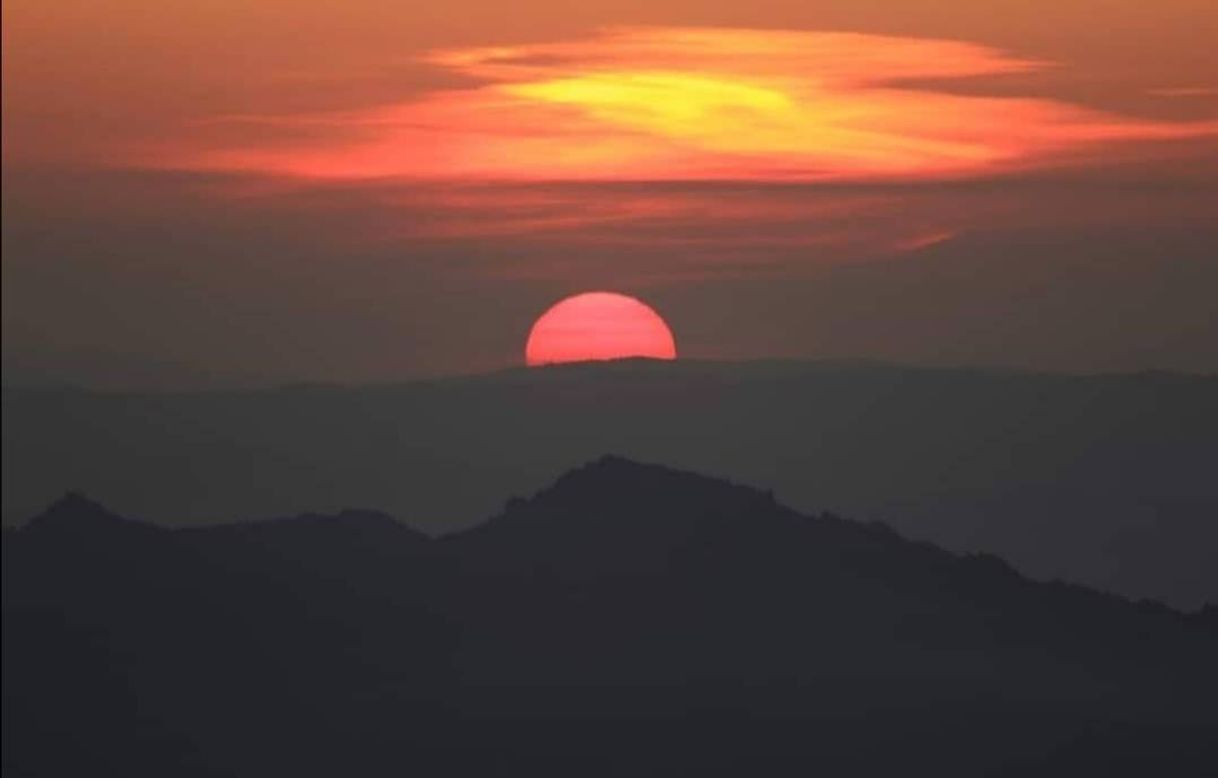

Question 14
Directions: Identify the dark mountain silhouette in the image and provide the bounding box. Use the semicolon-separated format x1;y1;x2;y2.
21;490;158;539
4;458;1217;776
5;359;1216;608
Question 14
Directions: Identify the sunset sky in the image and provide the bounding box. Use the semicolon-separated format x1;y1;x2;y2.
4;0;1216;385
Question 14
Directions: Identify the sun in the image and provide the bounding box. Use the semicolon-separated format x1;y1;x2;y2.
525;292;677;366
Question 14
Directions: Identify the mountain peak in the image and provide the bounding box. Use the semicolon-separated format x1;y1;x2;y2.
521;456;794;531
543;455;763;504
553;454;666;486
451;456;813;568
22;492;157;538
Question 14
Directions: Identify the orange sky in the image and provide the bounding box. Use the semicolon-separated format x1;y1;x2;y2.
5;0;1217;177
2;0;1217;382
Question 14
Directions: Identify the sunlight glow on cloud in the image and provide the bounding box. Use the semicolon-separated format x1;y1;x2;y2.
158;27;1218;182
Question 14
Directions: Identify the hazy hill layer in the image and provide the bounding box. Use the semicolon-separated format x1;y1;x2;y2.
4;359;1216;606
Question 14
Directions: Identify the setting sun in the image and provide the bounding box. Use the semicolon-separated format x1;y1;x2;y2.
525;292;677;366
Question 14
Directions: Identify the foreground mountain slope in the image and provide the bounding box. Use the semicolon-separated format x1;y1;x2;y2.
4;459;1217;776
5;360;1215;607
440;457;1211;689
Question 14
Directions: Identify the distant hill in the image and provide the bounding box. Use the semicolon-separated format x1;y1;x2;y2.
4;458;1217;776
4;359;1216;607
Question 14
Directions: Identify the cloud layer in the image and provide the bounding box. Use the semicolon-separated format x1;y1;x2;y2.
161;27;1218;182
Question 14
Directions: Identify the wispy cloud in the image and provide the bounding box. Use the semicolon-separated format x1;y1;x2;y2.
151;27;1218;183
1148;86;1218;98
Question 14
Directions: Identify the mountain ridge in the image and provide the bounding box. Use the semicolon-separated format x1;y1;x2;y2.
5;457;1217;776
9;456;1211;626
7;359;1214;609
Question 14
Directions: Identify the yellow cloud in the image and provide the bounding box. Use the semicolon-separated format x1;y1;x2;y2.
160;27;1218;182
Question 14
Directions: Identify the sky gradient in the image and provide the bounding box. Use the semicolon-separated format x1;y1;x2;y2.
3;0;1216;386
